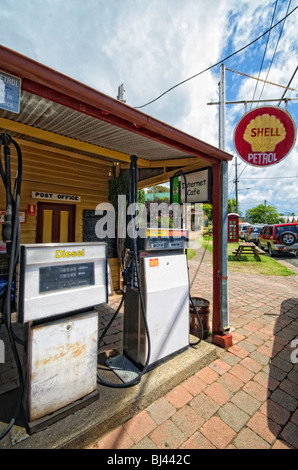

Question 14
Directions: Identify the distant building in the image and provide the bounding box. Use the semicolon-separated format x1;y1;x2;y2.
279;215;298;223
145;192;170;201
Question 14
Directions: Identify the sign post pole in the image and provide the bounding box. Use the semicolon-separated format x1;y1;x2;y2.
219;64;230;333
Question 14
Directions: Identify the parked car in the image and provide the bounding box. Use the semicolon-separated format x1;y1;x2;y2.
244;224;264;244
258;223;298;256
239;223;251;240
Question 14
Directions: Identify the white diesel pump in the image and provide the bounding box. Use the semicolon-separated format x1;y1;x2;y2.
0;135;108;437
17;242;107;431
122;231;190;369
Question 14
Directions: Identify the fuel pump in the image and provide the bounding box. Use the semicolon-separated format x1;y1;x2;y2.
97;156;151;387
0;134;108;437
98;155;203;387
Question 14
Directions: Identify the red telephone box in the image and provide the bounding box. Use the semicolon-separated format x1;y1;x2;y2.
228;213;239;243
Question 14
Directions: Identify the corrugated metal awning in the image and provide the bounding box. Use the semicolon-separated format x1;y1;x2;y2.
0;91;193;162
0;45;233;186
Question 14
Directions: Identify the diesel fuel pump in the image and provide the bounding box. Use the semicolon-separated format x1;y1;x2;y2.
0;134;108;437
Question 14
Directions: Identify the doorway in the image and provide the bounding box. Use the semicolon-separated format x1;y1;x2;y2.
36;202;76;243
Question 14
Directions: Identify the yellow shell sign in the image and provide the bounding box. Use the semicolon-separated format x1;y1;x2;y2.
243;114;286;152
234;106;296;167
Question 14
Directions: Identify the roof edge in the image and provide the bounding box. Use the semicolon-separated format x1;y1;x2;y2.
0;45;233;163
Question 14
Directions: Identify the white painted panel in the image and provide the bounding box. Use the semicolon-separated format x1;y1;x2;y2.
18;243;107;322
25;243;106;265
28;310;98;422
142;252;189;365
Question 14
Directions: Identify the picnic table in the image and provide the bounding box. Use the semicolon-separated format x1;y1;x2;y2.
232;242;265;261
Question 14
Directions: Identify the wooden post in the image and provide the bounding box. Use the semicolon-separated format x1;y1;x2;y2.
212;163;233;348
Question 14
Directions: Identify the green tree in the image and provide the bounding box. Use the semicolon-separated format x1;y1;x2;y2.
147;185;170;193
151;196;170;204
203;199;239;223
245;204;281;224
108;174;129;216
137;188;146;205
203;204;212;222
228;198;239;214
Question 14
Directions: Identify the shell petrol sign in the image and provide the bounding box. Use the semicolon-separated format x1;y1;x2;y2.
233;106;296;167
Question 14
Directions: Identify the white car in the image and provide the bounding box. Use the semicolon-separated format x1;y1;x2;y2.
239;223;251;240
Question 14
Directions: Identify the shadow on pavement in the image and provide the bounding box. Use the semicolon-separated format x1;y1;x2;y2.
267;298;298;448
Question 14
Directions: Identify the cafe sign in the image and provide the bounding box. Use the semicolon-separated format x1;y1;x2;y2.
233;106;296;167
170;168;212;204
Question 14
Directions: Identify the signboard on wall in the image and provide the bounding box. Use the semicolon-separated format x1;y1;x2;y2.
32;191;81;202
0;211;26;223
170;168;212;204
234;106;296;167
0;70;21;113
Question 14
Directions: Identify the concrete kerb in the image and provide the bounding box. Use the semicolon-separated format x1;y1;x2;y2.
0;336;218;449
62;340;218;449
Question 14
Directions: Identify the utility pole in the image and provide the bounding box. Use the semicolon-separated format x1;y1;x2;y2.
234;157;242;214
207;66;297;338
218;64;229;332
219;64;226;151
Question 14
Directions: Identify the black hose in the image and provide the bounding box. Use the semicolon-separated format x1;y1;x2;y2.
0;134;25;441
189;294;204;346
97;155;151;388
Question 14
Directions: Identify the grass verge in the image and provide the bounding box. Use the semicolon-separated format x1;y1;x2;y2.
200;237;296;276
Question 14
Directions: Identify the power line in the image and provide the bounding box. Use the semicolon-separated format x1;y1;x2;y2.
250;0;278;107
134;6;297;109
278;65;298;106
258;0;292;101
240;176;298;180
237;163;248;179
227;20;296;182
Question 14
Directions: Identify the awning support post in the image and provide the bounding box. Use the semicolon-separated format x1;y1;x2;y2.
212;64;232;348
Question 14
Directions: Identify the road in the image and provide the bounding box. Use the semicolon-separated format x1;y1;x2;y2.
272;251;298;269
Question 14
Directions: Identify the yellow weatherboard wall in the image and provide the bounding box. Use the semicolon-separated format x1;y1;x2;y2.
0;139;120;290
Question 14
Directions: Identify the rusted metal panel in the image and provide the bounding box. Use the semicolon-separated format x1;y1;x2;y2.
27;310;98;422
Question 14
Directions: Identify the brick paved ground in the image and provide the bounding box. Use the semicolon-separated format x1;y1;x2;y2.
90;249;298;450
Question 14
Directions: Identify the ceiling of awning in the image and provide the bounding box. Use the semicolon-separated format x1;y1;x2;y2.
0;90;195;163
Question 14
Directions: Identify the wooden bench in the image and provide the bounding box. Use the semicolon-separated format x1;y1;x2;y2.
254;246;265;254
232;242;265;261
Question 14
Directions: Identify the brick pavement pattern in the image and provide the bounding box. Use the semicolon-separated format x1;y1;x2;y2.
89;250;298;450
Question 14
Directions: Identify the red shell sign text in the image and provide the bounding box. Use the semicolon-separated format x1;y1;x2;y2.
233;106;296;167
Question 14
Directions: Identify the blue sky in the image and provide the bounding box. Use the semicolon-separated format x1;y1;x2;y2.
1;0;297;216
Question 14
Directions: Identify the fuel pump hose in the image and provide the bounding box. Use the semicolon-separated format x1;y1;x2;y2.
0;134;25;441
97;155;151;388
